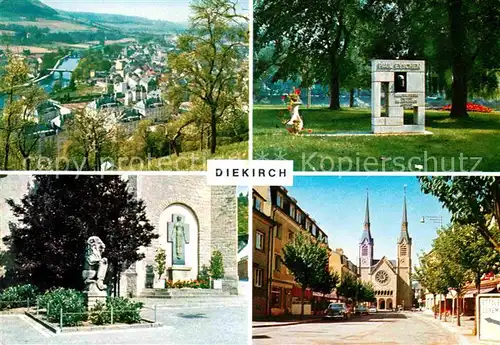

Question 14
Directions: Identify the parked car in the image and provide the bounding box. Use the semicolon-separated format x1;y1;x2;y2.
369;306;377;313
354;305;369;315
324;303;348;320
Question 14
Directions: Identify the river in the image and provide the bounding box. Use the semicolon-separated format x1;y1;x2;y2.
0;57;80;109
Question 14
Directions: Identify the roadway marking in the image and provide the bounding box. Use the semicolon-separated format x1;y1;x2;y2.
17;315;52;338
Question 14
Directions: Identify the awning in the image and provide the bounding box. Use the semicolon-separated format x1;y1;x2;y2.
464;287;496;298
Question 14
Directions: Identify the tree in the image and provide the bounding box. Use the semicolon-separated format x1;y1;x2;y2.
254;0;365;110
0;54;30;170
418;176;500;253
3;175;158;295
167;0;248;154
282;232;338;318
66;108;120;170
237;192;248;246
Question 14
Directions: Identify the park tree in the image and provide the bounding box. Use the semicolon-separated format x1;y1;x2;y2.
2;175;157;295
282;232;338;318
237;192;248;248
418;176;500;253
167;0;248;154
254;0;366;110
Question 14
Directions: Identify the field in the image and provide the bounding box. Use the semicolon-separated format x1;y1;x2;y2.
0;18;96;32
0;45;53;53
253;105;500;172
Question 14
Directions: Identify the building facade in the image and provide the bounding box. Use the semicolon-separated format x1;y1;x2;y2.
252;186;345;318
358;192;414;310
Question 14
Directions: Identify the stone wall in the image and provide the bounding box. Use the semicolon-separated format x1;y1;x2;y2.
0;175;32;252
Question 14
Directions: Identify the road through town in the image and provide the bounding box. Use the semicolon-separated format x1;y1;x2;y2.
253;312;459;345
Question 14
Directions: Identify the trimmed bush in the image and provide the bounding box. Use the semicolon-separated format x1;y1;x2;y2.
209;250;225;280
0;284;39;310
40;288;87;326
89;297;143;325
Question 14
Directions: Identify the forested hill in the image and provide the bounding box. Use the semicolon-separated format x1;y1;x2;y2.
0;0;59;18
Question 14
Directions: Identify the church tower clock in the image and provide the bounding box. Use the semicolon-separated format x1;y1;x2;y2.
397;188;412;310
359;192;374;282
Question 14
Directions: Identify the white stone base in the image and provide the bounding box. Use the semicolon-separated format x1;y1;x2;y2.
167;266;192;281
84;286;107;311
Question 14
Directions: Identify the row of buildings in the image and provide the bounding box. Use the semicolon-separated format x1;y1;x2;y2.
252;186;416;318
252;186;359;317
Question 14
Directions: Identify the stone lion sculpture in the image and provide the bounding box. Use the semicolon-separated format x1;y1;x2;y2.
82;236;108;291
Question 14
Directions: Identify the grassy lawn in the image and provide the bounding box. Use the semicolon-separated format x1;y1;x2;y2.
126;141;248;171
253;105;500;172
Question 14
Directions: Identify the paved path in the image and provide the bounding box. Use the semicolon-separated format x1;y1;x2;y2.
252;312;459;345
0;297;248;345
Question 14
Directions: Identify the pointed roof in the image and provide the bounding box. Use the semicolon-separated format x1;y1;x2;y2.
398;186;411;244
360;191;373;244
370;256;397;275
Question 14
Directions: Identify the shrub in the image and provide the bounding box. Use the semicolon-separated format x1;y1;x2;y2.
89;297;143;325
40;288;87;326
165;279;209;289
0;284;39;310
209;251;225;280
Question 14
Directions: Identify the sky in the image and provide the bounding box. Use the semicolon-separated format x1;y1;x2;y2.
41;0;248;23
286;176;451;268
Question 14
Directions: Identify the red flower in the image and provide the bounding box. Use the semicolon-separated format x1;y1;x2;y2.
295;88;301;95
287;105;291;111
308;129;312;133
281;95;286;101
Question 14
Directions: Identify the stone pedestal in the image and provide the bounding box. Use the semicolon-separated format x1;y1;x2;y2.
167;266;192;281
84;284;107;311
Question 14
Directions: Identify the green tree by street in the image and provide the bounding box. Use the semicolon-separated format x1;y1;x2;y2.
418;176;500;253
282;232;338;318
237;192;248;249
2;176;158;296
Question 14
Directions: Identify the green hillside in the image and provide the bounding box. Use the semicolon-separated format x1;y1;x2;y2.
0;0;59;18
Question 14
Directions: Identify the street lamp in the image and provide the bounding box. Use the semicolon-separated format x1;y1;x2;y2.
420;216;443;227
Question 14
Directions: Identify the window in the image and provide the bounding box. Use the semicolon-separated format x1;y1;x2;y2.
254;196;263;211
276;193;283;208
255;231;264;250
288;231;294;242
362;245;368;256
305;219;310;230
296;210;301;223
254;268;263;287
275;255;282;272
400;244;407;256
289;204;295;218
312;224;317;236
276;223;282;240
271;286;281;308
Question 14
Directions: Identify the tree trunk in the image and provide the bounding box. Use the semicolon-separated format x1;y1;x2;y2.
457;296;461;326
307;87;312;108
433;294;437;319
329;70;340;110
3;134;11;170
448;0;469;118
210;108;217;154
24;156;31;170
473;273;481;335
301;287;305;319
439;296;442;320
349;88;355;107
200;123;204;151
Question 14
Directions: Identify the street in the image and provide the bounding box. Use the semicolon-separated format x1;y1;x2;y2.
0;297;248;345
253;312;459;345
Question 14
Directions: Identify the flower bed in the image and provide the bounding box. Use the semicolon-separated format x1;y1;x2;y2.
441;102;492;113
165;279;210;289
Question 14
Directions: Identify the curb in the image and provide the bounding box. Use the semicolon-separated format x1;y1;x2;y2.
25;311;163;334
253;318;323;328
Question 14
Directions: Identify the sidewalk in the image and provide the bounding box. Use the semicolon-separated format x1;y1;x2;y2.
253;314;325;328
413;312;480;345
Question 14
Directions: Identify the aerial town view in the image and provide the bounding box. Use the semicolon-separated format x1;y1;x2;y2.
0;0;248;171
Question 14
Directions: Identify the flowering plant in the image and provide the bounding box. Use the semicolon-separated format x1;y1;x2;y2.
166;279;210;289
281;87;302;110
441;102;492;113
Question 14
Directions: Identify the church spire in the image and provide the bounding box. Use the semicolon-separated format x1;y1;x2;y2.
398;185;411;243
360;190;373;244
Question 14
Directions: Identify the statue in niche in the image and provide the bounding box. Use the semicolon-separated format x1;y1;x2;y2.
167;214;190;265
82;236;108;291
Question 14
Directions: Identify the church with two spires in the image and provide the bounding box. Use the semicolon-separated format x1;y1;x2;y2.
358;191;414;310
